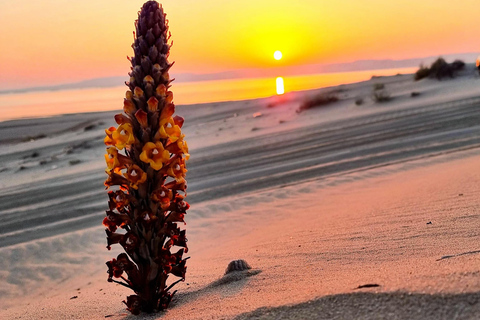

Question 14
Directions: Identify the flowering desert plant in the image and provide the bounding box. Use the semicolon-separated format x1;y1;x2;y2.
103;1;189;314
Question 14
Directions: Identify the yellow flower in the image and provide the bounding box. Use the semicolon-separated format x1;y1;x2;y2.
158;117;181;143
166;134;189;160
176;136;190;160
105;147;121;171
104;127;116;146
105;147;133;172
112;123;135;150
167;158;187;183
123;165;147;190
139;141;170;170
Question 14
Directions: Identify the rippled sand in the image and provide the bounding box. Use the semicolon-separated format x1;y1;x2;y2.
1;67;480;319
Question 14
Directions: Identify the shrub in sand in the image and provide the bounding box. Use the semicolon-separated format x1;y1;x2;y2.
371;83;391;103
297;92;339;113
414;57;465;81
103;1;189;314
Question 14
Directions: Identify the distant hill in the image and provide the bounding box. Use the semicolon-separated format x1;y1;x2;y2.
1;52;477;94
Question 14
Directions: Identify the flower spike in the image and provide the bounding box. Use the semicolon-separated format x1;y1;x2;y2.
103;1;189;314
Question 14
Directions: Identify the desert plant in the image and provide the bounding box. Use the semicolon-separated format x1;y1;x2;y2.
103;1;189;315
371;84;391;103
414;64;430;81
450;59;465;71
414;57;465;81
297;92;339;113
429;57;452;79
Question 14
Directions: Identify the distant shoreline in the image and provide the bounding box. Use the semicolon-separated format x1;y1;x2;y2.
0;67;418;123
2;52;477;95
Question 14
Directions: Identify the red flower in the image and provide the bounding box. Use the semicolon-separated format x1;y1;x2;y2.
107;190;130;212
151;187;173;210
103;210;131;232
104;172;129;190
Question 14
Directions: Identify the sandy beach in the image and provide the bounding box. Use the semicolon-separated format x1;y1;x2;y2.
1;65;480;319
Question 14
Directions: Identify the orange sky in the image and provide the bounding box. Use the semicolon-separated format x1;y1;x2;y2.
0;0;478;90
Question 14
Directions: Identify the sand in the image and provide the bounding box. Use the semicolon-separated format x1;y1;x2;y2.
0;65;480;319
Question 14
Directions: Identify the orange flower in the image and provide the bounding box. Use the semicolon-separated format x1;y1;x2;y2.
124;98;136;115
104;172;129;190
104;127;116;146
105;147;133;173
112;123;135;150
103;210;132;233
143;75;154;86
135;109;148;128
151;187;173;210
165;91;173;104
147;96;159;112
108;190;130;212
114;113;132;125
124;91;136;115
156;84;167;97
123;165;147;190
139;141;170;170
134;86;144;98
166;133;189;160
158;117;181;143
105;147;121;171
177;136;190;160
167;158;187;183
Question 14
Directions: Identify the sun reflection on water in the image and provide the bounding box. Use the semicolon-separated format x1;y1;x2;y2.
276;77;284;95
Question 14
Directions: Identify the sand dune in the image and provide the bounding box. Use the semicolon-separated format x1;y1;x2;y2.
1;68;480;319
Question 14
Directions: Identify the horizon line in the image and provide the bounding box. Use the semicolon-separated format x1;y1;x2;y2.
1;52;477;95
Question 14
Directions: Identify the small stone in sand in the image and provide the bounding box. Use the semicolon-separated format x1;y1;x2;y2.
411;91;421;97
69;159;81;166
225;259;252;274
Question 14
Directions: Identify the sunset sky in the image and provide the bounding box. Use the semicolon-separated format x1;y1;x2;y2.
0;0;478;90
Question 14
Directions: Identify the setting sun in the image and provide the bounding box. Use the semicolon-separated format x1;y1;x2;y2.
274;51;283;61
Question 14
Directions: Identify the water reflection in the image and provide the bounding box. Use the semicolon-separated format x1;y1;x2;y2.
0;67;418;122
276;77;284;95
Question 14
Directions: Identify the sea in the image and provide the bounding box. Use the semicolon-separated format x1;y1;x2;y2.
0;67;417;122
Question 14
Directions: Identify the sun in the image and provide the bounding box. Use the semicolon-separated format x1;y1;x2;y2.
274;50;282;60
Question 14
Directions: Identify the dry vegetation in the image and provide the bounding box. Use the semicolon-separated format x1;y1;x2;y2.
371;83;391;103
297;92;339;113
415;57;465;81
